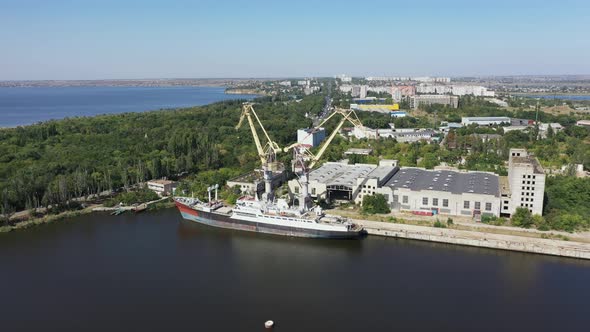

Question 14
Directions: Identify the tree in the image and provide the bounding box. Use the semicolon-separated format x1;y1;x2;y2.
361;194;390;214
511;207;533;228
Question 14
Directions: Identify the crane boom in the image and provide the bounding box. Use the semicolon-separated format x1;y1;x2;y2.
284;107;363;169
236;103;267;165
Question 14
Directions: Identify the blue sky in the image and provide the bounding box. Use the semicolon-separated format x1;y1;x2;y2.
1;0;589;79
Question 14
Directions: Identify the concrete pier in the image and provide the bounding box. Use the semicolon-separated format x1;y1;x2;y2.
356;219;590;260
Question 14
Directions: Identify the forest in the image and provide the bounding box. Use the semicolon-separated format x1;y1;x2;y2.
1;90;589;232
0;94;323;216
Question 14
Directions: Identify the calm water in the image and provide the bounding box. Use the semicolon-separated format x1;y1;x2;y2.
0;86;257;127
522;94;590;101
1;209;589;332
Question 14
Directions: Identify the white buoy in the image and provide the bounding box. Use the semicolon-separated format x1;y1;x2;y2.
264;320;274;329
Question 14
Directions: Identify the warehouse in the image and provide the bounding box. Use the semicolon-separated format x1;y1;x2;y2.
287;161;398;202
381;168;501;217
461;117;511;126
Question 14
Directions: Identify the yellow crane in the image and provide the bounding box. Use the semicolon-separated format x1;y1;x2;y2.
283;107;363;169
283;107;364;212
235;103;282;201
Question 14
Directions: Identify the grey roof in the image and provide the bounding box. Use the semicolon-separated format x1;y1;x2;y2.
309;163;374;187
367;166;399;186
385;168;500;197
463;116;511;122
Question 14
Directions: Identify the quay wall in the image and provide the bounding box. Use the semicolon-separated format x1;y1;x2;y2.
357;220;590;260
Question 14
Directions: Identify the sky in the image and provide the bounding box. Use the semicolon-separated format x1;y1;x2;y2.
1;0;589;79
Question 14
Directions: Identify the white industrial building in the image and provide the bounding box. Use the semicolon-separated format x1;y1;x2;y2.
288;149;546;218
461;117;511;126
502;148;546;216
147;179;178;196
297;128;326;147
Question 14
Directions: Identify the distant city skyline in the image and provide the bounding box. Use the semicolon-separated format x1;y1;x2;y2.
1;0;589;80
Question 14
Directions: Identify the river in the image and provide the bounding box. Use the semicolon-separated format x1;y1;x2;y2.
0;86;258;127
1;209;589;331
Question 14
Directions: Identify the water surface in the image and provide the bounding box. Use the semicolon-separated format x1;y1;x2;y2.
1;209;589;332
0;86;257;127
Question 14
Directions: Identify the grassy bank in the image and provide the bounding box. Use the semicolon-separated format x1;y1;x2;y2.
0;198;175;233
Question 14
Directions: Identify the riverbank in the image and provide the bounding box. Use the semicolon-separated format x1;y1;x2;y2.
0;199;174;233
356;219;590;260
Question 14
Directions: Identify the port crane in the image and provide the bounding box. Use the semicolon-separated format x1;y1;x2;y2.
283;107;364;212
235;103;282;201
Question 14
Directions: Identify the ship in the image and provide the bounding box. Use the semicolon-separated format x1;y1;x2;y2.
174;195;364;239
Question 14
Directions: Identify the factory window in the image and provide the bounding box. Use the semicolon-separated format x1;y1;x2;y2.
402;196;408;204
443;199;449;207
295;187;299;194
532;181;535;185
521;192;525;196
531;193;534;197
503;206;508;210
528;175;531;179
311;188;316;195
463;201;470;209
422;197;428;205
532;175;536;179
522;175;526;178
522;180;525;184
474;202;481;210
530;204;534;208
527;181;530;184
432;198;439;206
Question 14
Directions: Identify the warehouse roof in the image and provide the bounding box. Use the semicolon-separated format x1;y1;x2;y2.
385;168;500;197
309;163;374;188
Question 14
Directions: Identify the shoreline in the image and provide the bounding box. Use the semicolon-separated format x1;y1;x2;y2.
5;203;590;260
357;219;590;260
0;200;175;233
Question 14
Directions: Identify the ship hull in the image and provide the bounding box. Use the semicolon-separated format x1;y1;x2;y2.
175;201;362;239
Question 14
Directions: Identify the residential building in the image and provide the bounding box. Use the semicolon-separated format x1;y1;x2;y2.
359;85;368;99
409;95;459;109
297;128;326;147
577;120;590;127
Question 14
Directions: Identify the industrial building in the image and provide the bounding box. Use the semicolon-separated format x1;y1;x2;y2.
287;161;398;202
350;103;400;113
297;127;326;147
409;95;459;109
147;179;178;196
461;117;511;126
503;148;545;216
288;149;545;218
227;171;286;196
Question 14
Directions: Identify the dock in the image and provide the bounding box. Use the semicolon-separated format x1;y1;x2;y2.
356;219;590;260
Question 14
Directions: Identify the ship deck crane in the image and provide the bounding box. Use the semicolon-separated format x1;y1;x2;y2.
235;103;282;201
283;107;364;212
